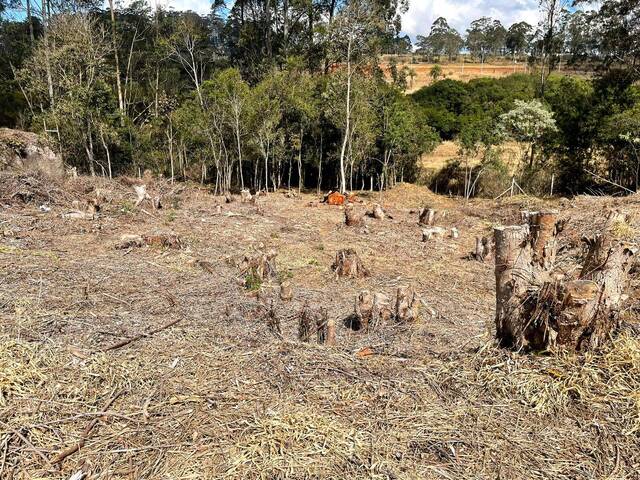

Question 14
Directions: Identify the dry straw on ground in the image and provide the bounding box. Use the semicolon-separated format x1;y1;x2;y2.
1;172;639;479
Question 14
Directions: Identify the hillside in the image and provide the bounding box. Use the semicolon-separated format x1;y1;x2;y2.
1;172;639;479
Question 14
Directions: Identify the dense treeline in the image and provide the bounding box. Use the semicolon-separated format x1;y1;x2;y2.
0;0;638;195
1;0;437;192
415;71;640;195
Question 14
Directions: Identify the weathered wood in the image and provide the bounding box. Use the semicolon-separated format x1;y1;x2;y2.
494;224;535;348
367;203;385;220
279;283;293;301
418;208;436;226
240;250;277;281
240;189;253;203
332;249;369;278
266;301;282;338
494;210;636;351
345;205;365;227
298;304;324;343
472;235;494;261
354;291;392;332
394;287;420;323
421;227;446;242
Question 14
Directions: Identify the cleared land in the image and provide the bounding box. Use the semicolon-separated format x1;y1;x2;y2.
1;172;639;479
382;61;529;92
420;140;524;172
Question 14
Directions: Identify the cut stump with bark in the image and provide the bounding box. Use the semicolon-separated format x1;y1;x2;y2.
332;249;369;278
494;210;636;351
367;204;387;220
471;235;494;261
353;291;392;332
240;251;277;283
418;208;436;226
345;205;365;227
395;287;420;323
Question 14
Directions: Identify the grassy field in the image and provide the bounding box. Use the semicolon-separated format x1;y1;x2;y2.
382;60;529;92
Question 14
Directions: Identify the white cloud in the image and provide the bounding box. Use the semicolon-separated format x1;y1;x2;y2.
138;0;213;15
121;0;541;39
401;0;541;40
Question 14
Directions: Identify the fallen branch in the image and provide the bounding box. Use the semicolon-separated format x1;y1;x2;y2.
101;318;182;352
51;391;125;465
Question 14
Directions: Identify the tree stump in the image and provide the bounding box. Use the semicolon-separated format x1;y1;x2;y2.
280;283;293;301
316;309;332;345
240;189;253;203
354;291;392;331
367;203;386;220
395;287;420;323
265;301;282;338
419;208;436;226
345;205;365;227
422;227;446;242
472;235;494;261
494;210;636;351
240;250;277;282
332;249;369;278
298;304;326;343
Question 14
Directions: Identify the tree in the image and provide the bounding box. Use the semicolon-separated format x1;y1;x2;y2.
327;0;383;193
17;13;117;175
506;21;532;60
538;0;570;92
416;17;463;60
497;99;558;167
466;17;494;63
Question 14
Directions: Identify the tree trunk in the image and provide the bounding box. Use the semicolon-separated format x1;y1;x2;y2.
494;210;636;351
108;0;125;121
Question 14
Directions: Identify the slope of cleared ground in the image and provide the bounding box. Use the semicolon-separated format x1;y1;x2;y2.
1;172;639;479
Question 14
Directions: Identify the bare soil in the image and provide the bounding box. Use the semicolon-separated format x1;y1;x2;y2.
1;172;639;479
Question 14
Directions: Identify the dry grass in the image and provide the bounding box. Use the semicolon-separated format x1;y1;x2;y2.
381;61;529;93
1;173;639;479
420;141;524;173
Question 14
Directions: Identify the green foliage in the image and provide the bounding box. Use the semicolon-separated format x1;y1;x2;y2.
430;64;443;81
244;269;263;292
497;100;557;146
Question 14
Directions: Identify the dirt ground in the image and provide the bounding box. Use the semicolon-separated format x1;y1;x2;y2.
1;172;639;479
381;61;529;93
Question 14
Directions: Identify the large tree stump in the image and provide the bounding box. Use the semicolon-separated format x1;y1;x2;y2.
367;203;386;220
422;227;446;242
494;210;636;351
332;249;369;278
471;235;494;261
240;250;277;284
